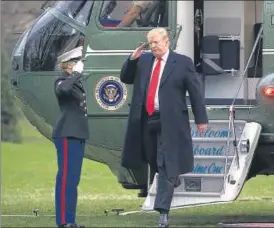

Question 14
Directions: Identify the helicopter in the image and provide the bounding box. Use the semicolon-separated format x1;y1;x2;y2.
10;0;274;211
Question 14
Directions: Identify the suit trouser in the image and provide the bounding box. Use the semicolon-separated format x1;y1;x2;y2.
53;137;85;225
143;114;181;212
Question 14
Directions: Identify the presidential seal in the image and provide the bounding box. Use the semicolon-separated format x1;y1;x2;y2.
95;76;127;110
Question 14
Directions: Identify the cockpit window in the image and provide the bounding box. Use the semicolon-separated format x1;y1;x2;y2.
54;0;94;26
23;11;85;72
98;0;168;28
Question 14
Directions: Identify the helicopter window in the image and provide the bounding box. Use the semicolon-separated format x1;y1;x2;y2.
98;0;168;28
54;0;94;26
23;11;85;72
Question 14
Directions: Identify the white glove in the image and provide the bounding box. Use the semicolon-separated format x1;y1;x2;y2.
72;60;84;73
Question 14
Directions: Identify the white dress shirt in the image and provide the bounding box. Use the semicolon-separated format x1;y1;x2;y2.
149;49;170;111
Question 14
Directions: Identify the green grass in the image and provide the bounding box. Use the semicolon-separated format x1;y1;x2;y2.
2;119;274;227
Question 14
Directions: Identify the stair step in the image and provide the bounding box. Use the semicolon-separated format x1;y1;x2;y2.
190;120;246;126
182;173;224;178
174;192;221;197
190;120;246;139
193;137;240;142
194;155;234;159
192;157;232;174
152;172;225;195
180;175;224;193
193;138;237;156
149;191;221;197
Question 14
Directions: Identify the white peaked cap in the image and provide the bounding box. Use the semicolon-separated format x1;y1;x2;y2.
57;46;83;64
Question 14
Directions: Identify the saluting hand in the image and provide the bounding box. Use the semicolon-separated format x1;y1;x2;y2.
130;43;147;60
72;60;84;74
197;124;207;134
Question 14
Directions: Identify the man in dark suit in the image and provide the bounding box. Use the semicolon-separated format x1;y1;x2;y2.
120;28;208;227
52;46;89;228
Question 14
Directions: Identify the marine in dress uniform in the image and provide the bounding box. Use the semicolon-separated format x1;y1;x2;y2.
120;28;208;227
52;46;89;228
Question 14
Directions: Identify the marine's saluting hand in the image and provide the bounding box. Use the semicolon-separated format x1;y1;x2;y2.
72;60;84;73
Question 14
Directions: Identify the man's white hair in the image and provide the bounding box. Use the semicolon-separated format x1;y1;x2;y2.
147;27;169;40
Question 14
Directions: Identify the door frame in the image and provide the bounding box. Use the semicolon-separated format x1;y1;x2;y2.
83;0;178;53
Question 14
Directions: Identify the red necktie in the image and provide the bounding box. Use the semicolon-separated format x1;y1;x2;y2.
146;58;162;115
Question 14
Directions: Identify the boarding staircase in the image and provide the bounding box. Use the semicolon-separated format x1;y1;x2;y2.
142;25;263;211
142;111;261;211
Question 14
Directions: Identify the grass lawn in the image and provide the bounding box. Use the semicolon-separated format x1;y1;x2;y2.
2;119;274;227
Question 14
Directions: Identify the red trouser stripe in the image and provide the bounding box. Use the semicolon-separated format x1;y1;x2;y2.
61;138;68;224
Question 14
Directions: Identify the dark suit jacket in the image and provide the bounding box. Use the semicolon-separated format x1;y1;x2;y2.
52;71;89;140
120;50;208;179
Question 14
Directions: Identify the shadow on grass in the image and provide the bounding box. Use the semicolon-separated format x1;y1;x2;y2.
118;213;274;227
168;214;274;227
3;213;274;227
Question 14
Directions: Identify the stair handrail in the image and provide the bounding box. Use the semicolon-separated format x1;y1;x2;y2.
222;24;263;194
231;24;263;106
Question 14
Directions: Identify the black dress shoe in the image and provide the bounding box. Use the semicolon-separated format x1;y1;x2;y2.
58;223;85;228
158;213;169;227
